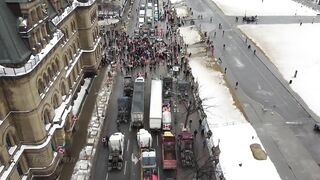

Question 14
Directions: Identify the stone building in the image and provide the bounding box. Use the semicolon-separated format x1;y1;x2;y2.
0;0;102;179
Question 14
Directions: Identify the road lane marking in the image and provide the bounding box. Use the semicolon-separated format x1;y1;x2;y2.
105;173;109;180
127;139;130;152
124;161;128;175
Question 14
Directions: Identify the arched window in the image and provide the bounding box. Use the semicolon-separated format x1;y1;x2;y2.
64;55;68;68
5;134;14;151
52;94;59;109
43;109;51;124
43;72;49;86
55;58;60;70
52;63;58;74
69;49;73;62
48;66;53;79
61;82;67;97
37;79;45;95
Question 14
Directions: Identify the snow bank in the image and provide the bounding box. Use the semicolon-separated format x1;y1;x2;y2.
178;26;201;45
212;0;319;16
239;23;320;117
189;57;247;127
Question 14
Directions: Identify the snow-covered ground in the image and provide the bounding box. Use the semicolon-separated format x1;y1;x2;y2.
179;26;202;45
239;23;320;117
212;0;319;16
179;26;281;180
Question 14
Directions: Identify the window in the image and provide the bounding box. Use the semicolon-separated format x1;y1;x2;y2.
52;94;59;109
43;109;51;124
6;135;13;150
37;79;45;95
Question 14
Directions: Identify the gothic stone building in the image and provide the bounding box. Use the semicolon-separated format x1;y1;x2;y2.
0;0;102;179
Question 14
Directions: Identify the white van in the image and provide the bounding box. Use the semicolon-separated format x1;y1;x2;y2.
162;111;172;130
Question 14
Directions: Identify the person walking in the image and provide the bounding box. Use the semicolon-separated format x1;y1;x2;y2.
199;119;202;127
194;129;198;137
235;81;239;89
203;139;206;148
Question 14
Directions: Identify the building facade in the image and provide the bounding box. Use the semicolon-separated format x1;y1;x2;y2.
0;0;102;179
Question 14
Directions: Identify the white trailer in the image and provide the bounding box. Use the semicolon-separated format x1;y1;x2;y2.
149;79;162;130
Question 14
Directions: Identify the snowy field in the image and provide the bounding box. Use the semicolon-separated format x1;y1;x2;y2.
179;26;281;180
212;0;319;16
239;23;320;117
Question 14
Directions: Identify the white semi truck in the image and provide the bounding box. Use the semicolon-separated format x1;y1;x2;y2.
107;132;124;171
149;79;162;130
137;129;158;179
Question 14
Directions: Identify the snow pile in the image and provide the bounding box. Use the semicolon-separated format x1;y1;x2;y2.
170;0;183;4
178;26;201;45
212;0;319;16
98;18;120;26
239;23;320;117
175;6;188;17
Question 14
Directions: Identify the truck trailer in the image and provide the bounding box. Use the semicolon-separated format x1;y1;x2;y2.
149;79;163;130
131;77;145;128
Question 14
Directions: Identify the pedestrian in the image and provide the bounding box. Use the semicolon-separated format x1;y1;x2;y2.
214;31;216;37
201;128;205;136
194;129;198;137
248;45;251;49
235;81;239;89
203;139;206;148
300;22;302;26
222;30;225;36
199;119;202;127
235;16;239;22
210;17;213;22
189;52;192;57
223;44;226;49
253;49;256;54
224;67;227;74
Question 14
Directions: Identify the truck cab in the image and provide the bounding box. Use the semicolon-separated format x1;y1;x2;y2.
108;132;125;171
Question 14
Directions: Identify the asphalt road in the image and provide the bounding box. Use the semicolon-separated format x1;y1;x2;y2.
182;0;320;179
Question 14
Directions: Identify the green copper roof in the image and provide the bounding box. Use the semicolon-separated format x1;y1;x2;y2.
0;1;31;65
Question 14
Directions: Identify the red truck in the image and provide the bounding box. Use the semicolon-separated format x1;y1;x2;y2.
162;131;177;169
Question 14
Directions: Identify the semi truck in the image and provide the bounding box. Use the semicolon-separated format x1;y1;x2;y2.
149;80;163;130
162;131;177;169
117;96;131;123
107;132;125;171
131;77;145;128
137;129;158;180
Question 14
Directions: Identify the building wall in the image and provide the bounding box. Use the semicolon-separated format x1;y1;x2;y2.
0;0;101;179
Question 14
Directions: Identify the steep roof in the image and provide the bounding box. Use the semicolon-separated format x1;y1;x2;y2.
0;1;31;65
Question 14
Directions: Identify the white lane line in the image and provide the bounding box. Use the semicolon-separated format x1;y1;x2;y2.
124;161;128;175
156;134;159;146
106;173;109;180
127;139;130;152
